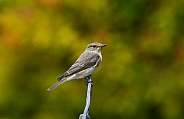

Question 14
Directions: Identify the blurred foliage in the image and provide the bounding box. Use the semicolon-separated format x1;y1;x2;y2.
0;0;184;119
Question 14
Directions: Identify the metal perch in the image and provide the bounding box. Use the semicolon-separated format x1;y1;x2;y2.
79;75;93;119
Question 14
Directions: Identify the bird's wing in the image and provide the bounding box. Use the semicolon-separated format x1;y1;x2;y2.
57;52;101;81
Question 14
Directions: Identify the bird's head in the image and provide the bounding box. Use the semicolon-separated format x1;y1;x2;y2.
87;42;107;52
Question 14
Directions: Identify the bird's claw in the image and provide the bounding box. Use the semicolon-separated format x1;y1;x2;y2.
84;75;93;87
86;80;93;87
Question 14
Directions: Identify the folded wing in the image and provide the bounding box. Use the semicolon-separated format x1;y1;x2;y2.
57;53;101;81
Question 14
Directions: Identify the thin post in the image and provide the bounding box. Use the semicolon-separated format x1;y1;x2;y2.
79;75;93;119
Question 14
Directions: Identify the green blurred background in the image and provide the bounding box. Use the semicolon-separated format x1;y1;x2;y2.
0;0;184;119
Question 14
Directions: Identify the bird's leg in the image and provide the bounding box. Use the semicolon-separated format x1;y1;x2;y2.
84;75;93;87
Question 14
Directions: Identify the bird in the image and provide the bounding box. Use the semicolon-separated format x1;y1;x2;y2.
47;42;107;91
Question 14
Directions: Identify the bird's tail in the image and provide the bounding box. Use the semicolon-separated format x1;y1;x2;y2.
47;78;66;91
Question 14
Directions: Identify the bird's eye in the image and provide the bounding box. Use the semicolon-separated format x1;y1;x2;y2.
92;45;96;48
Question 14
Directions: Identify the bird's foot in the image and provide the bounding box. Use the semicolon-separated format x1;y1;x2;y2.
84;75;93;87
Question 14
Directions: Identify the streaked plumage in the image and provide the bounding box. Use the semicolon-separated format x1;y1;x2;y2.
47;42;107;91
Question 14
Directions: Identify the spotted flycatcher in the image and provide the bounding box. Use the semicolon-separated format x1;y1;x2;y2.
47;42;107;91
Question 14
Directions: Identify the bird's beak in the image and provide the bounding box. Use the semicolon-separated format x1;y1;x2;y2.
101;44;107;47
